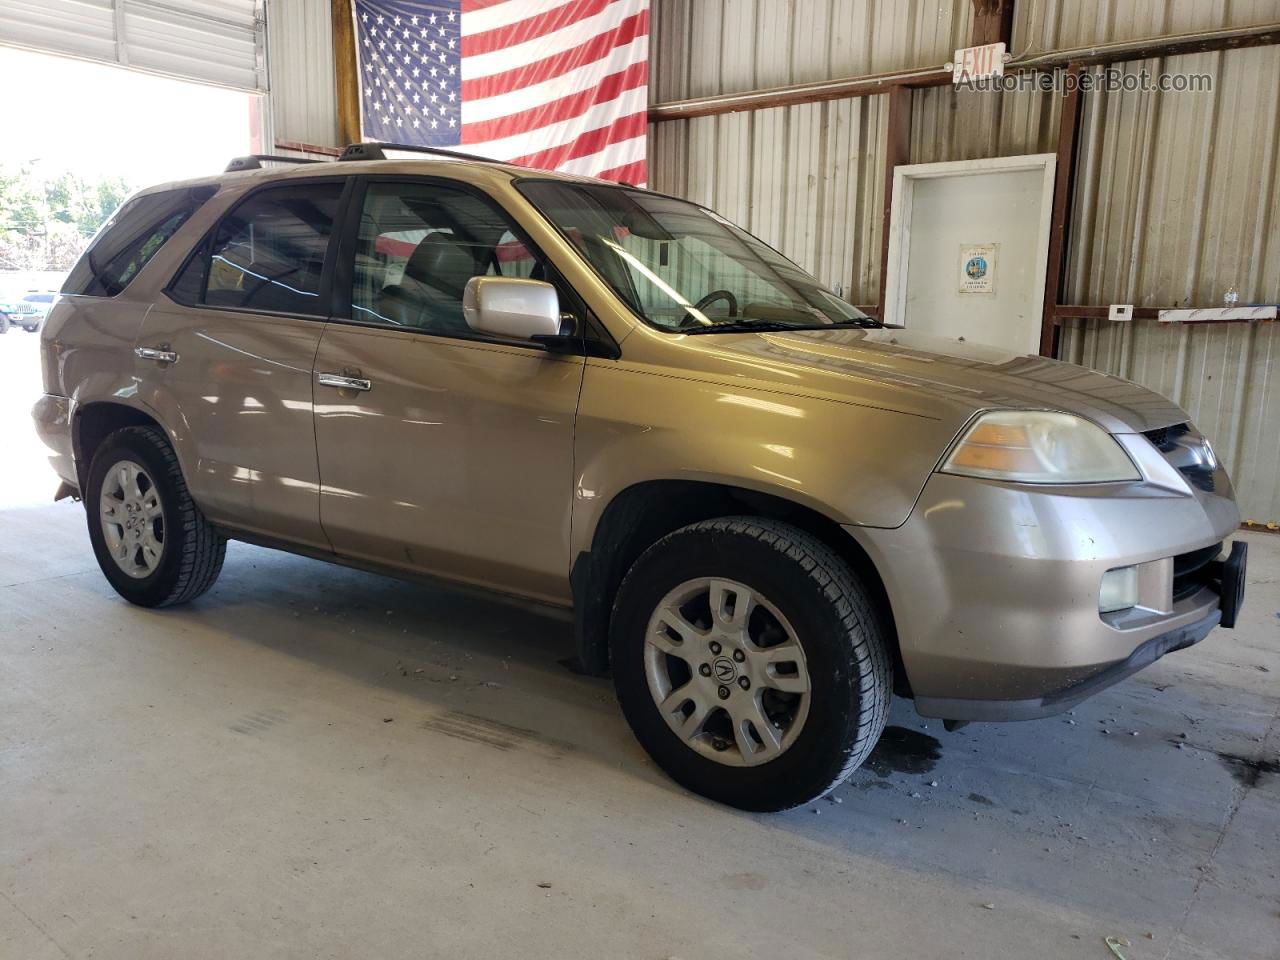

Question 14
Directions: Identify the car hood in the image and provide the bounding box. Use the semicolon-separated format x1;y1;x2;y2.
696;326;1188;434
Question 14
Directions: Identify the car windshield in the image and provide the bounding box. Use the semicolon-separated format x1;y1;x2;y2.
517;181;874;334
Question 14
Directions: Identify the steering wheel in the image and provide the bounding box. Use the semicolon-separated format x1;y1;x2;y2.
692;289;739;317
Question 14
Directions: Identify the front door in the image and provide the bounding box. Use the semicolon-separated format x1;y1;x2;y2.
140;179;346;548
313;179;584;604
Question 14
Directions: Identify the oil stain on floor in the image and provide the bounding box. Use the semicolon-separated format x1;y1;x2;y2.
863;725;942;776
1218;751;1279;788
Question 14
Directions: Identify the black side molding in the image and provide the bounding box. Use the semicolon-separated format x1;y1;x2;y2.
533;334;620;359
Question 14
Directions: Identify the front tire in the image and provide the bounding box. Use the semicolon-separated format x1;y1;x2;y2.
85;425;226;607
611;517;891;811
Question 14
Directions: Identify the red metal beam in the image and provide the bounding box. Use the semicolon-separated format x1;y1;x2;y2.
648;69;948;122
875;85;913;323
1054;305;1159;319
971;0;1015;47
1039;62;1083;357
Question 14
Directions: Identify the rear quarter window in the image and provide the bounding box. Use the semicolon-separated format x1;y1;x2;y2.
62;186;217;297
168;180;344;317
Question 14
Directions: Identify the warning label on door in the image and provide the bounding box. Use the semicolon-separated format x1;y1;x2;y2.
959;243;996;294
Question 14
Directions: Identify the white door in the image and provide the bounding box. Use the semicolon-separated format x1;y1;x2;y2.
884;155;1056;355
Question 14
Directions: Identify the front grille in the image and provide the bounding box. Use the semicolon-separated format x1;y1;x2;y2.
1172;542;1221;603
1143;422;1216;492
1142;425;1177;452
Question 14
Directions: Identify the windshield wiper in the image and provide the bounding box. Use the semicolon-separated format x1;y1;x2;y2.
684;318;880;335
684;320;796;334
816;318;882;329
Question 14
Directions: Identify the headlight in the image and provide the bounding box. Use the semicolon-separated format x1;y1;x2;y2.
941;411;1141;484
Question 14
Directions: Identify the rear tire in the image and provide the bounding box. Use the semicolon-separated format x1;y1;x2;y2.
85;425;226;607
611;517;891;811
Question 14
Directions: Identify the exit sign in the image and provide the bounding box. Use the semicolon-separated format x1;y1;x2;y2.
952;42;1006;84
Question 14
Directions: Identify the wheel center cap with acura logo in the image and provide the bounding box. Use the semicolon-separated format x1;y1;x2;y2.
712;656;737;684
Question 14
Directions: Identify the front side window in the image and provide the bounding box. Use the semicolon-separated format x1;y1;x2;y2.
518;181;876;334
172;181;343;315
351;181;549;337
62;186;216;297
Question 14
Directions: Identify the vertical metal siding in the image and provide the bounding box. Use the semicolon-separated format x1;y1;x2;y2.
1011;0;1280;54
648;96;887;303
1060;44;1280;524
1060;320;1280;526
266;0;339;149
1066;48;1280;308
910;85;1061;163
651;0;972;102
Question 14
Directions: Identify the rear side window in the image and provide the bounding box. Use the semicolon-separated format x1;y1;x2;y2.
170;181;343;316
62;186;217;297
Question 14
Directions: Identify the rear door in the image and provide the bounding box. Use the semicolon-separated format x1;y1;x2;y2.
139;178;348;548
312;177;585;604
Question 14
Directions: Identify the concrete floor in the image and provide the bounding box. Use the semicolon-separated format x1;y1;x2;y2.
2;334;1278;959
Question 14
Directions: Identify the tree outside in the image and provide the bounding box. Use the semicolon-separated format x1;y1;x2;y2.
0;162;133;271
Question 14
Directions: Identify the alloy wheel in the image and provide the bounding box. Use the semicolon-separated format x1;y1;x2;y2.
99;459;165;579
643;577;811;767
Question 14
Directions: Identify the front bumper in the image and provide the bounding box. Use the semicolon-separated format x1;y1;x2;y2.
913;608;1221;721
849;461;1242;721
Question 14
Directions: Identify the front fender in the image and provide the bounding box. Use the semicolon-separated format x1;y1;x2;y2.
571;361;960;556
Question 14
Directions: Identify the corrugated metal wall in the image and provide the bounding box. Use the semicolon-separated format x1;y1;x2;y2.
1060;44;1280;524
1061;320;1280;526
266;0;339;150
652;0;971;101
909;86;1060;163
1011;0;1280;51
649;1;1280;523
648;99;887;302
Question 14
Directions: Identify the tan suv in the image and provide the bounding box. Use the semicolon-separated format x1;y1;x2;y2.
34;146;1247;811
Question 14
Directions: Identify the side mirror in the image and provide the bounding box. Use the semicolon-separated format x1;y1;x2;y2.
462;277;561;340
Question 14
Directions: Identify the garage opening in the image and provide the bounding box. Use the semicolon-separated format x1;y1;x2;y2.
0;45;259;506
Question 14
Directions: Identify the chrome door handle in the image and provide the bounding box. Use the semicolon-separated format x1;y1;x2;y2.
136;345;178;364
317;372;372;392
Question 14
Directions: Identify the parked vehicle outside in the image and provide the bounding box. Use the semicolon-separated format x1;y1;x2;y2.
32;153;1247;811
17;293;55;331
0;292;55;332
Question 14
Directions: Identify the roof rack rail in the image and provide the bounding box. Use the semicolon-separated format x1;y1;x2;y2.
339;142;503;164
224;155;326;173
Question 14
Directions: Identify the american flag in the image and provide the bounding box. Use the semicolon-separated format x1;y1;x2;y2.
353;0;649;185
